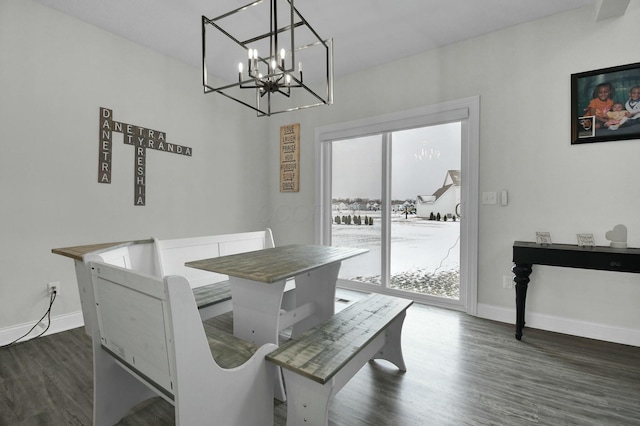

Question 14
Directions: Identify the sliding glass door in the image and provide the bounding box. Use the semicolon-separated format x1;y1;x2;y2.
330;124;461;303
316;99;479;312
389;124;461;299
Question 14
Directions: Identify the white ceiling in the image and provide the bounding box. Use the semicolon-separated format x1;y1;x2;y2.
36;0;597;81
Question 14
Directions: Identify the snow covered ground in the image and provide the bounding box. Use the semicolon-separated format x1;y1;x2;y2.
332;210;460;298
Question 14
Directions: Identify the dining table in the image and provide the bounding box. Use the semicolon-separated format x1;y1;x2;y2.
186;244;368;344
185;243;368;401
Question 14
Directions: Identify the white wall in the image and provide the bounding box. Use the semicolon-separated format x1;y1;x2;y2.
266;2;640;345
3;0;640;346
0;0;269;338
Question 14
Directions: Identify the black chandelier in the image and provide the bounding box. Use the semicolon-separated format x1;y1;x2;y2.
202;0;334;117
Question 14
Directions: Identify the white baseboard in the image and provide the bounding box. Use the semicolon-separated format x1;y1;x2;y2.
0;311;85;346
477;303;640;347
4;305;638;348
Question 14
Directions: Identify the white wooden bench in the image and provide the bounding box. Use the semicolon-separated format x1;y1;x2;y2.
57;229;294;337
90;261;277;426
266;293;413;426
154;228;296;320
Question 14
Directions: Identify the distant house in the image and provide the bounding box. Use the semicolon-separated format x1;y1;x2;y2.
416;170;461;218
392;200;415;213
332;202;348;211
348;202;368;211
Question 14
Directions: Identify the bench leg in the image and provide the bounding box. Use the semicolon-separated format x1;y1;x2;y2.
280;331;388;426
372;311;408;371
93;346;156;426
282;370;333;426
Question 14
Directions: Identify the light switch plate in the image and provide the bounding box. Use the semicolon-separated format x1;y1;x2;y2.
482;191;497;204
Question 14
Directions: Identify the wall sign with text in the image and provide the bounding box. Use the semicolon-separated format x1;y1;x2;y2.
280;123;300;192
98;107;193;206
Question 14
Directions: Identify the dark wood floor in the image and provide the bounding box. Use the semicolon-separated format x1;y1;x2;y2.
1;291;639;426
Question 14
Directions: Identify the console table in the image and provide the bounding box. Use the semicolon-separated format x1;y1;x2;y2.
512;241;640;340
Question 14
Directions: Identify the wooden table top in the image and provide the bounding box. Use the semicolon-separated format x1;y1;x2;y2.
52;240;153;261
185;244;368;284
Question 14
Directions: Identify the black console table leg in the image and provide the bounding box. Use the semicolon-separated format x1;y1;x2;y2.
512;263;532;340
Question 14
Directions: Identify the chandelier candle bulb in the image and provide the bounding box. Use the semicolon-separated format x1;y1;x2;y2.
250;49;258;74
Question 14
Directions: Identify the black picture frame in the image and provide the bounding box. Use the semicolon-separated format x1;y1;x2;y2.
571;62;640;144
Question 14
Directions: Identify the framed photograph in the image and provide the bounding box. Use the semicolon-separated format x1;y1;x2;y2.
571;62;640;144
576;234;595;247
535;232;552;245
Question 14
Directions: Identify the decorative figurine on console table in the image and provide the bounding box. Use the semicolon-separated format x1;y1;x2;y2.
605;224;627;248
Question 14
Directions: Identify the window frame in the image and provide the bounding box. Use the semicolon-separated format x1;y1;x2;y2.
315;97;479;314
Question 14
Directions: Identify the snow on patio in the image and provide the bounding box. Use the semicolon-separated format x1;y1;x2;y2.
332;211;460;299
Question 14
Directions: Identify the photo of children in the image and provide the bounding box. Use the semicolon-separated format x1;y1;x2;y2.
572;62;640;144
585;82;614;129
605;103;628;130
625;86;640;119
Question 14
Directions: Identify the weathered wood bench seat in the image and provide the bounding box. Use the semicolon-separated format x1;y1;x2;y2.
90;261;277;426
192;279;232;309
266;293;413;426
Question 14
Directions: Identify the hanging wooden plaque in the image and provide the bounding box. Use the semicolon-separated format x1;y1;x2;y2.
280;123;300;192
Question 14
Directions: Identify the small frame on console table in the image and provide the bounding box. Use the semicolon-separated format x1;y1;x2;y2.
576;233;595;247
512;241;640;341
571;62;640;145
535;232;552;245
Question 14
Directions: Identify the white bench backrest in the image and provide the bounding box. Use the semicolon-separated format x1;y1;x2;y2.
89;261;277;425
91;262;176;396
154;229;275;288
95;246;132;269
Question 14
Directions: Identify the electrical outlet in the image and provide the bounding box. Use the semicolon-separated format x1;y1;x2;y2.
502;275;513;289
48;281;60;297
